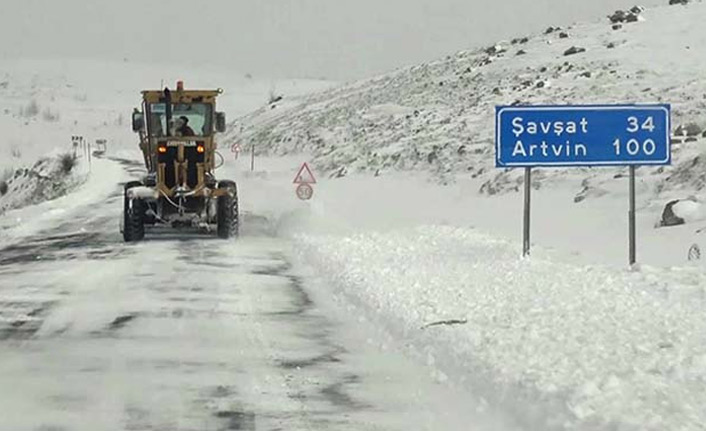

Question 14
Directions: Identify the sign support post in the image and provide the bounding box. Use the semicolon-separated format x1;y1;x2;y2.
523;167;531;257
251;144;255;172
629;166;636;266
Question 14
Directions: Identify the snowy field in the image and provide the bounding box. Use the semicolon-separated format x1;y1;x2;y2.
0;58;333;214
0;58;332;171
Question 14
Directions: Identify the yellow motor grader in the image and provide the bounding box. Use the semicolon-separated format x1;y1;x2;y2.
122;81;238;241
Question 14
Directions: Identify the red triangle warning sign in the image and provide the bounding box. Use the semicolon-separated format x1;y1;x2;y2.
293;162;316;184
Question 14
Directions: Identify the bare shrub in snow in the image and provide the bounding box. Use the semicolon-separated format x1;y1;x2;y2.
59;153;77;175
22;99;40;118
42;108;60;122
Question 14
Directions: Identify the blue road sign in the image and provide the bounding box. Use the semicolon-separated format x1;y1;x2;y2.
495;105;671;167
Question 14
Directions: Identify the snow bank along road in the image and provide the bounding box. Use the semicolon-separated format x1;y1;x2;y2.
0;157;513;431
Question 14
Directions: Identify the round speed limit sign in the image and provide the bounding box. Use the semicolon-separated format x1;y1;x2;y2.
296;183;314;200
231;142;242;159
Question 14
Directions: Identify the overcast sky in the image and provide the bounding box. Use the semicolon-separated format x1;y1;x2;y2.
0;0;664;81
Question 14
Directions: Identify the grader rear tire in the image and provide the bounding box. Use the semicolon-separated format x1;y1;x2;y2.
216;182;239;239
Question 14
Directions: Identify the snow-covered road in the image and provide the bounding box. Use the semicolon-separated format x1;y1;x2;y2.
0;157;512;431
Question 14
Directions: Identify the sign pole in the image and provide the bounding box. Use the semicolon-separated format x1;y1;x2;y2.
250;144;255;172
523;167;531;257
629;166;636;266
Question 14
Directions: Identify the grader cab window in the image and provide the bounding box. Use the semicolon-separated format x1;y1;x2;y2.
148;103;213;137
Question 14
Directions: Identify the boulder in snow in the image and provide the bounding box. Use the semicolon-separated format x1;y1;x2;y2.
609;7;643;23
669;0;689;5
660;200;686;226
485;45;506;56
608;10;628;23
625;12;640;23
564;46;586;56
659;198;705;227
674;123;703;137
544;26;560;34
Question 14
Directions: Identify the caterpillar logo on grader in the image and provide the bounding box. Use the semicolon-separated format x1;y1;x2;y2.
121;81;239;242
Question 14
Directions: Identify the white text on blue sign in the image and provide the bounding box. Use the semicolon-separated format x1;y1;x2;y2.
495;105;671;167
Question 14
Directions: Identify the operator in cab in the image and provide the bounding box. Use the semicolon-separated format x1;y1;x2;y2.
175;116;195;137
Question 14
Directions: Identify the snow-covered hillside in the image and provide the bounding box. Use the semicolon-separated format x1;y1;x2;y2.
228;2;706;196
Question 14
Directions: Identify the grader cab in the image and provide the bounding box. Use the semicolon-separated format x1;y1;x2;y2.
122;82;239;242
